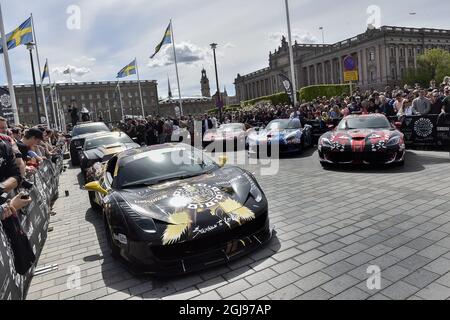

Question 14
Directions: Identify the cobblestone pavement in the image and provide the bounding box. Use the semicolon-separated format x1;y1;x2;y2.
27;149;450;300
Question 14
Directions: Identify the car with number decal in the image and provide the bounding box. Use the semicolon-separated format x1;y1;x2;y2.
318;114;405;167
247;119;313;157
84;143;272;274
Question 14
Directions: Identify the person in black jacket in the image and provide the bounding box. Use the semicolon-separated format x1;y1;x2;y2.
0;139;22;194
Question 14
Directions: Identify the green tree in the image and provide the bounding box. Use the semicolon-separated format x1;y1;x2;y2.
402;48;450;87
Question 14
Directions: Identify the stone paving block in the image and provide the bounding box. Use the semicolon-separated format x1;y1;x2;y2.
294;271;332;292
321;274;360;296
423;257;450;275
403;269;441;289
415;283;450;300
295;287;333;300
380;281;419;300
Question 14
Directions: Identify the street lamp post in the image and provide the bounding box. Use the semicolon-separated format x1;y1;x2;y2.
27;42;41;124
210;43;222;123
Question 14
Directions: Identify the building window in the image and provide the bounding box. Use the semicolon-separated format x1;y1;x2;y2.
71;96;75;100
135;92;139;97
96;94;101;99
408;48;413;57
390;47;396;57
104;93;108;99
18;98;23;104
19;107;24;113
28;98;32;104
144;99;148;104
28;106;33;113
62;96;66;102
89;94;93;100
370;71;375;81
369;52;375;61
81;95;85;100
400;48;405;57
143;92;147;97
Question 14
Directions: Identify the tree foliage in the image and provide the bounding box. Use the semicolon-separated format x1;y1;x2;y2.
402;48;450;87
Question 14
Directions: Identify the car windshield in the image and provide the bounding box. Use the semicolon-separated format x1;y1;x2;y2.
84;134;133;150
266;120;300;130
338;117;391;130
115;147;218;189
219;124;244;132
72;123;110;136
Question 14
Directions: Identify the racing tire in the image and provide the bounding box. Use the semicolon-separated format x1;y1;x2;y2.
88;191;102;212
70;149;80;166
104;216;120;259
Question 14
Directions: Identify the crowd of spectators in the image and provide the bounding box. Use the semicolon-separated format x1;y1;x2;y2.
0;117;66;222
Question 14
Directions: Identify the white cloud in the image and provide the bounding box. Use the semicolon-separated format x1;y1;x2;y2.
74;56;97;64
53;65;91;77
268;29;318;44
148;42;209;68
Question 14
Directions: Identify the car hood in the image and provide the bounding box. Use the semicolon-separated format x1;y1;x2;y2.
84;143;139;160
327;129;396;143
72;131;110;141
204;129;244;140
117;166;264;244
250;128;301;140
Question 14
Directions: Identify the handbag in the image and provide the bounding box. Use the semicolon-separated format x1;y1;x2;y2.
2;214;36;275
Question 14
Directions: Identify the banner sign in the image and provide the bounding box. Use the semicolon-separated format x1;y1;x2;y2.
0;156;63;300
278;73;295;106
389;115;450;148
343;55;359;82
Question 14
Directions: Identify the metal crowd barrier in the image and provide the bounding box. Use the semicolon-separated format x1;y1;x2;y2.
0;156;64;300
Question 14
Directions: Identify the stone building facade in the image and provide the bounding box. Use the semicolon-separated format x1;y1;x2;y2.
235;26;450;103
8;80;158;125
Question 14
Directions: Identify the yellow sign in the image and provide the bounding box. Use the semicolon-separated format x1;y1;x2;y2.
344;70;359;82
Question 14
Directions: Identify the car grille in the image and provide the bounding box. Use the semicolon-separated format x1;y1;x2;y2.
325;151;397;164
151;212;268;261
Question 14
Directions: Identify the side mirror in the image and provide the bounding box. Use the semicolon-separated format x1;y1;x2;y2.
217;155;228;168
84;181;108;195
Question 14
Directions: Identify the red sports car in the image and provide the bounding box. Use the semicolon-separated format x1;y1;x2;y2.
318;114;405;167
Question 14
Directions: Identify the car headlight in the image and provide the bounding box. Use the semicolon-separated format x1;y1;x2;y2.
320;137;332;146
119;202;157;233
387;136;401;146
243;172;263;203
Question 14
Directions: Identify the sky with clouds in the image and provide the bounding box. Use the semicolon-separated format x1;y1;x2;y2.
0;0;449;98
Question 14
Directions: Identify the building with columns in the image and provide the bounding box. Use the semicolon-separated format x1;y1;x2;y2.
235;26;450;103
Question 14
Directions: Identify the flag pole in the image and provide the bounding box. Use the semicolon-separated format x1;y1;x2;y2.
135;58;145;118
46;59;58;129
117;81;125;121
0;4;20;125
284;0;298;107
170;19;183;117
31;13;50;126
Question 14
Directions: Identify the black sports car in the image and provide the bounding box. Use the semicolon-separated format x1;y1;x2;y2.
69;122;111;166
80;132;139;180
318;114;406;166
84;143;272;274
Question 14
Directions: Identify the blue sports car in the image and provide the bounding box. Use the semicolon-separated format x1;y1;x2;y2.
247;119;313;157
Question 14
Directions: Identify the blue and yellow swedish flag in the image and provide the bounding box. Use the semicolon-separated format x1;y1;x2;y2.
150;22;172;59
42;60;49;81
0;17;33;53
116;59;137;78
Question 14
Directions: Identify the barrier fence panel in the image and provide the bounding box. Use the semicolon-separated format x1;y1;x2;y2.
0;156;63;300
